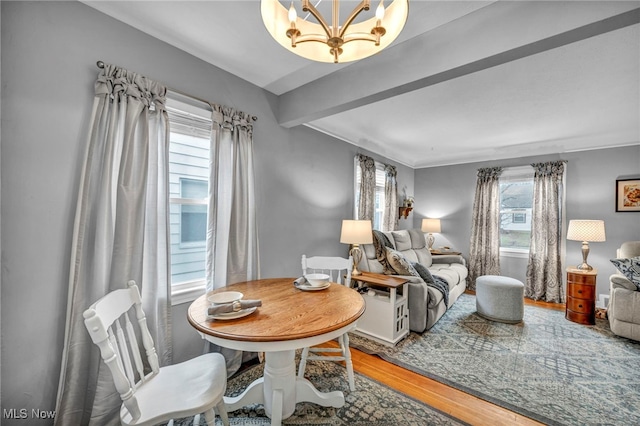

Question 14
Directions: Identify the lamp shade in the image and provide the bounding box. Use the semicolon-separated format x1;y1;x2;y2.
421;218;441;233
340;220;373;244
567;220;606;242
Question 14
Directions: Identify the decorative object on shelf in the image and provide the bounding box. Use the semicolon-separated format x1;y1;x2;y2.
340;219;373;276
567;219;606;270
260;0;409;63
403;196;414;208
421;218;442;250
398;206;412;219
615;178;640;212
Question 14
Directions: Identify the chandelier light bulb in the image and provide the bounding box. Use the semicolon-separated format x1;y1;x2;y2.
288;2;297;23
376;0;385;20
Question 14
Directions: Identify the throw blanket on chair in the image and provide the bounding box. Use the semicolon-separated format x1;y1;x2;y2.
372;230;395;274
413;262;450;307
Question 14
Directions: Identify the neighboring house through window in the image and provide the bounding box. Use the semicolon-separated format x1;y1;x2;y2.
499;166;534;256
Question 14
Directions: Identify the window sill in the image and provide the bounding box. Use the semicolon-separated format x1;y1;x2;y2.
171;280;206;306
500;248;530;259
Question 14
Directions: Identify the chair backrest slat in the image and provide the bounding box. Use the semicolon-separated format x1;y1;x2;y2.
124;313;147;384
115;319;136;388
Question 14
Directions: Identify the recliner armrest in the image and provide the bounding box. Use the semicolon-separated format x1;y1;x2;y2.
431;254;466;266
610;274;638;292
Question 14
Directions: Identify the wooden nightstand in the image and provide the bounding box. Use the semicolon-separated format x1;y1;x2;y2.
566;268;597;325
350;272;410;346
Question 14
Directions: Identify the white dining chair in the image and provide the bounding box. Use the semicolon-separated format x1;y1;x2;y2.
83;280;229;426
297;255;356;391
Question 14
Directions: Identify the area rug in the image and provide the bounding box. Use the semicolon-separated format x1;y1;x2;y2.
349;293;640;425
168;359;465;425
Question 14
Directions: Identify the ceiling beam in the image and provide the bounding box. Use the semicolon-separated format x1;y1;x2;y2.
276;2;640;128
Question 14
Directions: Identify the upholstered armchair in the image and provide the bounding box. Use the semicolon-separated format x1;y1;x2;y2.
608;241;640;341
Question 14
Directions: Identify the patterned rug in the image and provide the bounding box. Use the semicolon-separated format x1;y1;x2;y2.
349;293;640;425
168;358;465;425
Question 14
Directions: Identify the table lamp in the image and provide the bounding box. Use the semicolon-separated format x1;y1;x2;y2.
340;220;373;276
421;218;441;250
566;219;606;271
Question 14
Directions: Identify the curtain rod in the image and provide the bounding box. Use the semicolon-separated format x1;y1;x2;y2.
96;61;257;121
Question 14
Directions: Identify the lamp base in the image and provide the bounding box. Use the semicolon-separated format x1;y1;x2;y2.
427;233;435;250
349;245;363;277
577;241;592;271
576;262;593;271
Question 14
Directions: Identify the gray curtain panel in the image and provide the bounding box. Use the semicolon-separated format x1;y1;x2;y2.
525;161;566;302
205;104;259;376
206;104;259;291
468;167;503;290
357;154;376;221
55;63;172;426
383;164;398;232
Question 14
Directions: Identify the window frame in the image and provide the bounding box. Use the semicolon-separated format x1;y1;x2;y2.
166;96;212;305
499;166;534;258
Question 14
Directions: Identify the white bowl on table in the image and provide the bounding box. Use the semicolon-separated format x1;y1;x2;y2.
304;273;330;287
208;291;243;305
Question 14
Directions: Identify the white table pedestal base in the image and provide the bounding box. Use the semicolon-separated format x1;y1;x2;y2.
224;350;345;425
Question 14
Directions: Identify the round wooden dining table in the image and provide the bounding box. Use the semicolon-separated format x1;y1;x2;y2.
187;277;365;425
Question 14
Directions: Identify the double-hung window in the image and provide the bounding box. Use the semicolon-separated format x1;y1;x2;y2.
166;98;212;301
499;166;534;257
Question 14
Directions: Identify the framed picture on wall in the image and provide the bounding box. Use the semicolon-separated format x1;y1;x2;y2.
616;178;640;212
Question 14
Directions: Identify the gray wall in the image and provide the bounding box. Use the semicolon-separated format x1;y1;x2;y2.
0;1;414;420
413;145;640;297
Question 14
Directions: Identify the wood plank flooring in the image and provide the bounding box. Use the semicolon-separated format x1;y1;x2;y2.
339;294;565;425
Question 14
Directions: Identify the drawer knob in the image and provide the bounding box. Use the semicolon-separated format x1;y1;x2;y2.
578;290;582;294
578;304;583;308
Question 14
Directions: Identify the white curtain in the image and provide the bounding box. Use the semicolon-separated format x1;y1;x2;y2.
205;104;259;375
468;167;503;290
55;64;171;425
357;154;376;221
205;104;258;290
383;164;398;231
526;161;567;302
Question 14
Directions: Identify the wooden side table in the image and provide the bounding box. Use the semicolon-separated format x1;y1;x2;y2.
430;249;462;256
351;272;409;346
566;268;597;325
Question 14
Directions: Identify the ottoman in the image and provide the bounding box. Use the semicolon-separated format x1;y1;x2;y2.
476;275;524;323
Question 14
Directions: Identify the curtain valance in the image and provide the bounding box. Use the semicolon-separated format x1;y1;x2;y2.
476;166;503;182
95;63;166;109
211;104;254;134
531;161;565;178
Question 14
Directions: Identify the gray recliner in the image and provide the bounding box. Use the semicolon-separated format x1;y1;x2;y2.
608;241;640;341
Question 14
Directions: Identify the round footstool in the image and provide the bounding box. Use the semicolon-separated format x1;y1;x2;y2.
476;275;524;323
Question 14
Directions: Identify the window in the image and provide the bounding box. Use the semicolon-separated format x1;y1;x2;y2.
179;179;208;244
355;160;386;230
499;166;534;254
512;212;527;224
167;98;212;297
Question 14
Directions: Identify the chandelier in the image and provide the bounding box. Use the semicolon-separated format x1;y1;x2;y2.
261;0;409;63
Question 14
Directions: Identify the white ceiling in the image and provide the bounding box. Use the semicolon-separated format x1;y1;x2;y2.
84;1;640;168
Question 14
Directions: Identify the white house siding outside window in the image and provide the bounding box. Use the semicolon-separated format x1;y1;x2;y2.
355;159;386;230
167;99;212;297
499;165;534;257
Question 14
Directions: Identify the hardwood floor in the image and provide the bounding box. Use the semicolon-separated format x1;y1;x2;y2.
342;294;565;425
